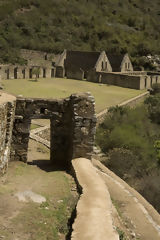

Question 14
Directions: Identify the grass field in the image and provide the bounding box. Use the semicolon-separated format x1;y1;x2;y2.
0;140;78;240
2;78;145;113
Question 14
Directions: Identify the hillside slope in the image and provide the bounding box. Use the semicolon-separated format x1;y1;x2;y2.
0;0;160;65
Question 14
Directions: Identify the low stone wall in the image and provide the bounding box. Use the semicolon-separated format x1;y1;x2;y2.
121;71;147;76
0;92;16;175
97;91;149;124
89;71;145;89
92;159;160;240
87;71;160;90
71;158;119;240
0;65;55;80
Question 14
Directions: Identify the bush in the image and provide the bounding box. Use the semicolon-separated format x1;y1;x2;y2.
144;94;160;124
0;0;160;63
96;104;160;213
151;83;160;95
139;171;160;212
96;105;160;177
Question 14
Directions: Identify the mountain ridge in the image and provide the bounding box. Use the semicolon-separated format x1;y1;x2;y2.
0;0;160;67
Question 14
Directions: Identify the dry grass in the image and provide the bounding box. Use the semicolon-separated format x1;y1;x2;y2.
2;78;145;113
0;140;78;240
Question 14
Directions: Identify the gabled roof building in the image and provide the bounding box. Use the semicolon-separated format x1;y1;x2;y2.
107;53;133;72
63;50;112;80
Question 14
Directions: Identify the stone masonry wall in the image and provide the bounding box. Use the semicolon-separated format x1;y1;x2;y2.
87;71;160;90
11;93;96;169
0;93;16;175
87;71;146;89
70;93;96;160
66;68;84;80
0;65;55;80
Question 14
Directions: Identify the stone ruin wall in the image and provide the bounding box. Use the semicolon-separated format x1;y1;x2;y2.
0;65;56;80
0;93;16;175
87;71;160;90
20;49;60;67
0;49;63;80
0;92;96;174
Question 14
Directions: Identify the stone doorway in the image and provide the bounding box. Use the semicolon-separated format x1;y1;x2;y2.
6;69;10;79
22;69;25;79
14;67;18;79
51;68;55;78
43;68;46;78
28;119;51;169
29;68;33;78
11;93;96;170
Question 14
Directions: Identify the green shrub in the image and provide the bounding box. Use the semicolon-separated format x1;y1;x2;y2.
151;83;160;95
0;0;160;63
96;105;160;177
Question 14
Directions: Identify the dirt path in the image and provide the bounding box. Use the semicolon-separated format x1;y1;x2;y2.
92;159;160;240
0;140;78;240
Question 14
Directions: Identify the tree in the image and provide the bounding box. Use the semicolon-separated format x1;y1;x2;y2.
32;67;40;81
144;94;160;124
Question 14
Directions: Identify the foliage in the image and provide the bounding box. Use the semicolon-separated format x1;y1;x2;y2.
96;100;160;212
139;170;160;213
0;0;160;66
144;94;160;124
132;56;157;70
32;67;40;81
96;105;160;177
151;83;160;95
116;228;127;240
154;140;160;165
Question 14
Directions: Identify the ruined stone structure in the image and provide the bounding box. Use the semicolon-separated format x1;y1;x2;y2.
20;49;61;67
0;64;55;80
1;49;160;90
0;92;96;173
0;49;62;80
0;92;16;175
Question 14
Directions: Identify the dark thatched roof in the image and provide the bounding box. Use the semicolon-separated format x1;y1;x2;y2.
65;51;101;71
107;54;125;72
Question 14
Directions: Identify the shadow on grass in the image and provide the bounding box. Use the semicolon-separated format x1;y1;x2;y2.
28;159;66;172
65;207;77;240
28;79;38;82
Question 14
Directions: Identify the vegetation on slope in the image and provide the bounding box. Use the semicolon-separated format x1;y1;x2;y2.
96;86;160;212
0;0;160;67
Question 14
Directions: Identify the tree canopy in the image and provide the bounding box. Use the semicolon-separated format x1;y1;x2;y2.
0;0;160;66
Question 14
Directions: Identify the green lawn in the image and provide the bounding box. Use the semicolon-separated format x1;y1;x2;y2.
2;78;145;113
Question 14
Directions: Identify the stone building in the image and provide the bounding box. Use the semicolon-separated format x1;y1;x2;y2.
0;49;64;80
0;64;55;80
1;48;160;90
64;50;112;80
107;53;133;72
